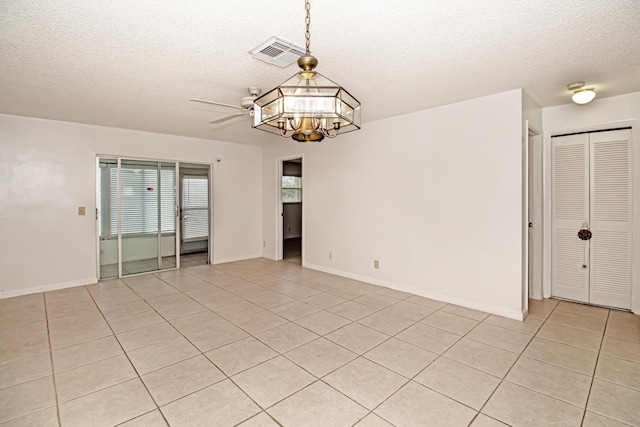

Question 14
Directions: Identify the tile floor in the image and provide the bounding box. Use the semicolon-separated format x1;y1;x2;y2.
1;258;639;426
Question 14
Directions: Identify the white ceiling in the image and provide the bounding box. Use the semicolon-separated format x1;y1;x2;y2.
1;0;639;145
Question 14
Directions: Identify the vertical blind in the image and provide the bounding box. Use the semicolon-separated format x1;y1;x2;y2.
182;176;209;240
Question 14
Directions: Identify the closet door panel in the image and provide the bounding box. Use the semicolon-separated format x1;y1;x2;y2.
589;130;632;309
551;134;590;302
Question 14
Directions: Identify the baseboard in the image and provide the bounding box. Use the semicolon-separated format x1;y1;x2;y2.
212;254;263;265
261;252;277;261
304;262;524;321
0;277;99;299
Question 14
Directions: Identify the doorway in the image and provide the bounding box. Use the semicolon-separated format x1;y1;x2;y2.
551;128;633;309
280;157;303;264
528;130;543;300
178;163;211;268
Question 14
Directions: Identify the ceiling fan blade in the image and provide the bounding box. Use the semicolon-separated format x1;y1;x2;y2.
190;98;244;111
208;112;247;125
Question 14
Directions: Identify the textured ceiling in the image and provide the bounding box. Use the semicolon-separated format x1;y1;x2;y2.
1;0;639;145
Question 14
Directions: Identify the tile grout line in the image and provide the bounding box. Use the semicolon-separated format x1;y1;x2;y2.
22;260;631;426
430;301;604;422
196;266;373;416
119;271;269;423
359;305;497;425
474;299;614;425
579;308;610;426
13;277;467;425
472;300;559;423
98;274;258;420
84;283;172;426
138;266;321;424
42;292;63;427
161;267;488;426
41;280;516;426
1;264;290;425
158;266;413;424
198;263;320;425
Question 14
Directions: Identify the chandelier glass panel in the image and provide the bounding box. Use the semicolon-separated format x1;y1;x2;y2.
253;0;361;142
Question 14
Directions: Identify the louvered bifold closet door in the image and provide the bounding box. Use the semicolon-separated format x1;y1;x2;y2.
589;129;632;309
552;134;590;302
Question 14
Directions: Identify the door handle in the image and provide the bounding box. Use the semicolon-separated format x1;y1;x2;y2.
578;224;592;241
578;223;591;269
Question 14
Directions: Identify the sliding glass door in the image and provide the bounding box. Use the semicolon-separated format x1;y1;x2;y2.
181;175;209;245
97;157;178;279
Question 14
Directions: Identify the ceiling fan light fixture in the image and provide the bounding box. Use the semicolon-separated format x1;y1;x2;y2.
253;0;361;142
567;82;596;105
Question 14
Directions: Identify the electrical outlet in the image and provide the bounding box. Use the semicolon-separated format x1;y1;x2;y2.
329;251;332;260
374;260;379;269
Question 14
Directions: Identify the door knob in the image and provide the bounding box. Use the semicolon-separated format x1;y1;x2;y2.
578;225;592;241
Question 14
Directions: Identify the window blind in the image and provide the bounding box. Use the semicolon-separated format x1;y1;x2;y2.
160;169;176;233
182;176;209;240
102;165;175;236
282;176;302;203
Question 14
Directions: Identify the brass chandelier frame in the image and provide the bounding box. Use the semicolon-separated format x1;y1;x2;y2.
252;0;361;142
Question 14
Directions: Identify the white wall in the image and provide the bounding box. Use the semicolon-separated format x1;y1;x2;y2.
543;92;640;130
523;91;543;133
542;92;640;314
0;114;262;297
262;90;525;319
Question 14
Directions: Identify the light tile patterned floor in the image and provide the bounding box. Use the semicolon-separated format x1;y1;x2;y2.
1;258;639;426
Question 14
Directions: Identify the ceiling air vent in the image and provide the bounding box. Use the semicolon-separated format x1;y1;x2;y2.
249;36;306;68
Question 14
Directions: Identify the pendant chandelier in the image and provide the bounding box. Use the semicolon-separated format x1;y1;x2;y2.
253;0;361;142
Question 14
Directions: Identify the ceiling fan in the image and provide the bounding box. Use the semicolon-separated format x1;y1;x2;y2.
190;87;262;124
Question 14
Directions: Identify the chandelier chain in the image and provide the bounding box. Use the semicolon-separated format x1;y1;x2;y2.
304;0;311;53
252;0;360;142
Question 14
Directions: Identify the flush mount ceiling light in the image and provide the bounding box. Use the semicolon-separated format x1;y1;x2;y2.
253;0;361;142
567;81;596;105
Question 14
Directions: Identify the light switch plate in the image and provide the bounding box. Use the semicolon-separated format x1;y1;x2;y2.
78;206;86;216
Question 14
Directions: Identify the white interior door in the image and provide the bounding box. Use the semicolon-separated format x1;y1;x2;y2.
551;134;590;302
589;130;632;309
551;129;633;309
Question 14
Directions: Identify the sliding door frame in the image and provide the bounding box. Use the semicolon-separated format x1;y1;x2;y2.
96;154;181;278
